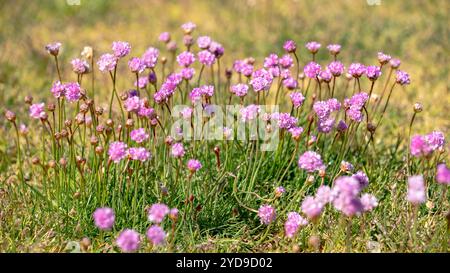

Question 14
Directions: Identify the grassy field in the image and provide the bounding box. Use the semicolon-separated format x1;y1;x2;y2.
0;0;449;253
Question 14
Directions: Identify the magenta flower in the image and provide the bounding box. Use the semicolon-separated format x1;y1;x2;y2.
45;42;62;56
65;82;82;102
279;54;294;69
348;63;366;78
141;47;159;68
240;104;260;122
187;159;202;173
337;120;348;132
361;194;378;212
97;53;117;72
128;57;145;73
303;61;321;79
169;208;179;220
108;141;128;163
250;68;273;92
146;225;166;246
128;147;151;162
395;70;410;85
282;77;298;90
93;207;115;230
407;175;426;205
159;32;171;43
301;196;324;220
305;41;321;53
51;81;65;98
425;131;445;151
315;185;334;205
124;96;141;112
116;229;140;253
181;67;195;80
319;69;332;82
29;103;45;119
112;41;131;58
332;176;363;217
284;212;308;238
177;51;195;67
377;52;392;64
436;164;450;185
231;84;249;97
288;126;304;140
298;151;325;173
148;203;170;223
198;50;216;66
340;161;354;172
327;44;341;55
171;142;185;158
180;107;193;119
352;171;369;189
130;128;149;143
181;21;196;33
289;92;305;108
258;204;276;225
275;186;286;197
327;61;345;77
271;112;298;130
263;53;279;68
389;58;401;69
366;65;382;81
410;135;432;157
197;36;212;49
283;40;297;53
71;58;89;74
209;41;224;58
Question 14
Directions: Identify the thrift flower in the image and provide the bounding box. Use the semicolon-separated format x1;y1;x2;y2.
258;205;276;225
130;128;149;143
112;41;131;58
298;151;325;173
407;175;426;205
146;225;166;246
284;212;308;238
148;203;170;223
436;164;450;185
116;229;140;253
108;141;128;163
93;207;115;230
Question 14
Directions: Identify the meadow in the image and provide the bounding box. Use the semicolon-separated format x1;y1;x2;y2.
0;0;449;253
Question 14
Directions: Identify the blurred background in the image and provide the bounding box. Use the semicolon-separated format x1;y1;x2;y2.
0;0;448;134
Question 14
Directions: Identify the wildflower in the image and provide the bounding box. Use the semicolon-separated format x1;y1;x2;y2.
65;82;83;102
345;92;369;122
81;46;93;59
263;53;279;68
289;92;305;108
29;103;45;119
284;212;308;238
181;21;196;34
135;76;149;89
301;196;323;220
283;40;297;53
141;47;159;68
271;112;298;130
130;128;149;143
275;186;286;197
71;58;89;74
181;67;195;80
231;83;249;97
340;161;354;172
169;208;179;220
377;52;391;65
361;194;378;212
197;36;211;49
177;51;195;67
250;69;273;92
436;164;450;185
318;118;335;133
128;147;151;162
395;70;410;85
223;127;233;140
425;131;445;151
45;42;62;56
337;120;348;132
240;104;260;122
146;225;166;246
209;41;224;58
303;61;321;78
413;103;423;113
348;63;366;78
327;44;341;55
366;65;382;81
179;107;193;120
197;50;216;66
112;41;131;58
352;171;369;189
116;229;140;253
279;54;294;69
332;176;363;217
124;96;141;112
306;41;321;54
258;205;276;225
108;141;128;163
288;127;304;141
97;53;117;72
51;81;65;98
283;77;298;90
407;175;426;205
128;57;145;73
187;159;202;173
319;69;332;82
389;58;401;69
298;151;325;173
159;32;171;43
93;207;115;230
327;61;345;77
148;203;170;223
171;142;185;158
315;185;334;205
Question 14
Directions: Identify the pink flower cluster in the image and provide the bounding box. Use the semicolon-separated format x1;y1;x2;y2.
410;131;445;157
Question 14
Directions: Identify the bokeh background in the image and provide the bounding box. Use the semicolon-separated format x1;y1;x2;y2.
0;0;448;135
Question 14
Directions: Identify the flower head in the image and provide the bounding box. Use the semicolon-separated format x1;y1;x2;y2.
198;50;216;66
289;92;306;108
148;203;170;223
258;204;276;225
97;53;117;72
128;147;151;162
250;69;273;92
141;47;159;68
128;57;145;73
284;212;308;238
112;41;131;58
146;225;166;246
116;229;140;253
298;151;325;173
181;22;196;34
108;141;128;163
45;42;62;56
436;164;450;185
327;61;345;77
240;104;260;122
93;207;115;230
187;159;202;173
177;51;196;67
130;128;149;143
197;36;211;49
231;84;249;97
366;65;382;81
395;70;410;85
51;81;65;98
29;103;45;119
71;58;89;74
306;41;321;53
283;40;297;53
303;61;321;78
301;196;323;220
348;63;366;78
377;52;391;64
361;194;378;212
407;175;426;205
159;32;171;43
171;142;185;158
65;82;82;102
327;44;341;55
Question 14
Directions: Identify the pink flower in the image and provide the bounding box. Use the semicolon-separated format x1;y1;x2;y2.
51;81;65;98
301;196;323;220
45;42;61;56
116;229;140;252
146;225;166;246
128;147;151;162
97;53;117;72
93;207;115;230
71;58;89;74
171;142;185;158
197;36;212;49
29;103;45;119
283;40;297;53
298;151;325;173
108;141;127;163
240;104;260;122
124;96;141;112
130;128;149;143
112;41;131;58
436;164;450;185
348;63;366;78
159;32;171;43
407;175;426;205
258;205;276;225
198;50;216;66
128;57;145;73
187;159;202;173
148;203;170;223
231;84;249;97
303;61;321;78
289;92;305;108
284;212;308;238
315;185;334;205
65;82;82;102
177;51;195;67
306;41;321;53
141;47;159;68
361;194;378;212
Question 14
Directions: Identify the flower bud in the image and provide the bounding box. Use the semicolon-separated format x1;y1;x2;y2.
31;157;41;165
5;110;16;122
24;95;33;105
413;103;423;113
90;136;99;145
59;157;67;167
95;106;104;116
79;103;89;113
95;146;104;154
65;119;72;128
47;103;56;112
125;119;134;128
